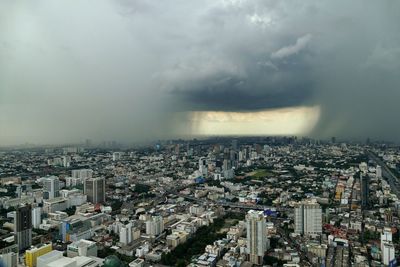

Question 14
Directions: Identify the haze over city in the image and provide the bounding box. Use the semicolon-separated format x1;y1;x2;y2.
1;0;400;145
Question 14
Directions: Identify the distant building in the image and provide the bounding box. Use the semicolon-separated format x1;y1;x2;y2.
376;165;382;179
15;205;32;251
32;207;41;228
112;152;123;161
120;223;133;245
84;177;105;204
246;210;267;265
43;176;60;199
199;157;208;177
294;199;322;235
62;156;71;168
361;174;370;208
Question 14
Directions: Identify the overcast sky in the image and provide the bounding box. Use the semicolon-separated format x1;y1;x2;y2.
1;0;400;145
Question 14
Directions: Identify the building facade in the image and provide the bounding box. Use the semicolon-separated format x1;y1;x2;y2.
246;210;267;265
294;199;322;235
84;177;105;204
15;205;32;251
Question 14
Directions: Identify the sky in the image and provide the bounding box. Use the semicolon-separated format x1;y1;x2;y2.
1;0;400;145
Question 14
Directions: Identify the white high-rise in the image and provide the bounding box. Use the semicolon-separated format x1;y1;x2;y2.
376;165;382;179
381;228;395;265
246;210;267;265
120;223;133;245
381;228;392;251
382;242;395;266
112;152;123;161
31;207;41;229
62;156;71;167
42;176;60;199
145;216;164;237
295;199;322;235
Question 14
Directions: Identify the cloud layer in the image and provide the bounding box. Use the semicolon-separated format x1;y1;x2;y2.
1;0;400;144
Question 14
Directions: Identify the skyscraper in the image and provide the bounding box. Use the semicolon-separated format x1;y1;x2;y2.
15;205;32;251
31;207;41;229
382;242;396;266
361;174;370;208
120;223;133;245
294;199;322;235
42;176;60;199
246;210;267;265
84;177;105;204
199;157;208;177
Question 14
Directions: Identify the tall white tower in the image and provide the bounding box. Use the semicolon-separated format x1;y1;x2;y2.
31;206;42;229
246;210;267;265
120;223;133;245
376;165;382;179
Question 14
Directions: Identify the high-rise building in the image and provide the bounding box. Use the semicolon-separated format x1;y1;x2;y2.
62;156;71;167
120;223;133;245
43;176;60;199
31;207;41;229
199;157;208;177
145;216;164;237
382;242;396;266
246;210;267;265
15;205;32;251
294;199;322;235
361;174;370;208
376;165;382;179
84;177;105;204
381;228;392;251
112;152;123;161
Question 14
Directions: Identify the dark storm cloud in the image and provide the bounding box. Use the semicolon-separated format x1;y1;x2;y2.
169;61;315;111
1;0;400;144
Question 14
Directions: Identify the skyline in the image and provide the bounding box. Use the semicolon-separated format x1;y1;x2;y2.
1;1;400;145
